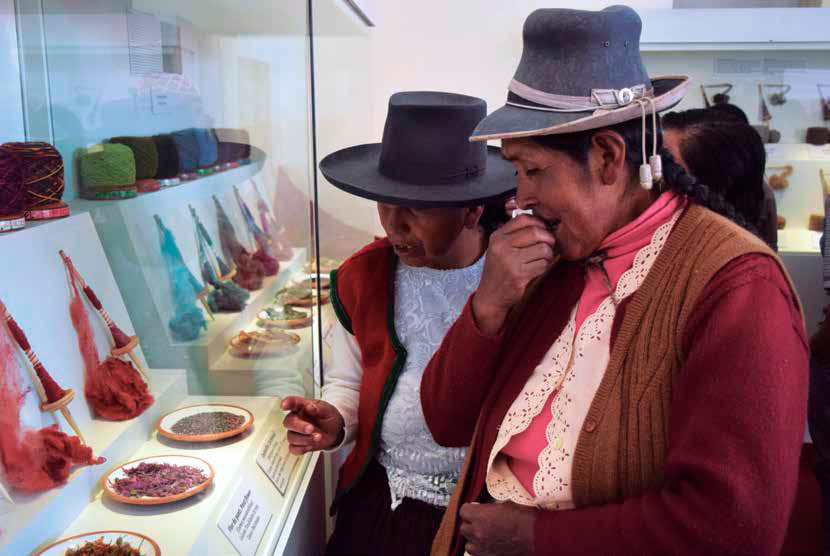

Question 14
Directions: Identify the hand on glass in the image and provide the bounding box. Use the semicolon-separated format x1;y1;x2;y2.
460;501;536;556
281;397;345;455
472;215;556;335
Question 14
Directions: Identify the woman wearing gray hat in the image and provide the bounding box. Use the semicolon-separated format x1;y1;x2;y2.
422;6;807;556
280;91;515;555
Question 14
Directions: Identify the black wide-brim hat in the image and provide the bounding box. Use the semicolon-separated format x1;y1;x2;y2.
471;6;691;142
320;92;516;208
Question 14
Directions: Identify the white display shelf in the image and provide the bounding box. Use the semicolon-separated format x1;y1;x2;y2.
33;395;317;556
779;228;822;255
640;8;830;51
0;369;189;556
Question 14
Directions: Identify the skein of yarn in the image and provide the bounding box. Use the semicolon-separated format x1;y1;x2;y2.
214;129;236;169
194;129;219;174
152;134;181;187
0;142;68;222
109;136;160;193
215;128;251;166
171;129;200;179
79;144;137;200
0;148;28;232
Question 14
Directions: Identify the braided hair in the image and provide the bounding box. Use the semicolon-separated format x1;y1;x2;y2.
532;116;759;237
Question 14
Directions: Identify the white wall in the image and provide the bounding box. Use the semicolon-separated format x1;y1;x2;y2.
313;0;674;241
0;0;25;141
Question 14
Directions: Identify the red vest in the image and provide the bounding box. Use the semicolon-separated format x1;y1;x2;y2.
329;238;404;512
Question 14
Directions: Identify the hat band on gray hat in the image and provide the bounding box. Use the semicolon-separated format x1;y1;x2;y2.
508;78;653;113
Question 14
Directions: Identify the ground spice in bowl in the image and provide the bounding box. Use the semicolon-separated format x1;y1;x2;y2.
170;411;246;436
65;536;141;556
109;462;208;498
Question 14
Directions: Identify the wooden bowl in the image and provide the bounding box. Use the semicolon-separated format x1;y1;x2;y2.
102;454;214;505
157;403;254;443
34;530;161;556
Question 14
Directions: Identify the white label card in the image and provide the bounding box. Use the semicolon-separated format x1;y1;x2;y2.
217;481;273;556
256;429;299;496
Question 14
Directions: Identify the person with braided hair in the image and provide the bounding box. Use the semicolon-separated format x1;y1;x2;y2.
421;7;808;556
662;107;777;250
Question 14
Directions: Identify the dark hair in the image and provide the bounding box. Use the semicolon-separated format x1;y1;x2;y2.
532;116;758;236
480;199;510;235
708;103;750;124
662;110;766;227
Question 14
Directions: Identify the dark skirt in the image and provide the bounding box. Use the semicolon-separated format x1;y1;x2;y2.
326;458;445;556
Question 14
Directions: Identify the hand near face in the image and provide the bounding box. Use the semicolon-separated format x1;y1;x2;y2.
473;215;557;334
281;397;345;455
460;501;536;556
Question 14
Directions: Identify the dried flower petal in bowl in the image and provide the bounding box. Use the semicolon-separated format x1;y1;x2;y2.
102;455;214;505
34;531;160;556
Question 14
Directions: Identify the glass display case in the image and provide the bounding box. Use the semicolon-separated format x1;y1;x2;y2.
0;1;347;554
637;6;830;336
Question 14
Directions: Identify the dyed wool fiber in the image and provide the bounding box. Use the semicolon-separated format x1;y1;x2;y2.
198;252;248;313
171;129;200;174
79;144;136;200
235;188;278;276
156;215;208;341
0;142;65;212
257;199;293;261
0;315;103;492
194;129;218;169
152;134;180;179
67;277;153;421
213;196;265;291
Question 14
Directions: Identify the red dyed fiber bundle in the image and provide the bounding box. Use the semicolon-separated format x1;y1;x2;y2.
214;196;265;290
252;248;279;276
67;274;153;421
0;142;64;213
0;317;103;493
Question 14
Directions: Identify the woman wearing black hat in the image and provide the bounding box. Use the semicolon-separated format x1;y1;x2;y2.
422;7;807;556
280;91;515;555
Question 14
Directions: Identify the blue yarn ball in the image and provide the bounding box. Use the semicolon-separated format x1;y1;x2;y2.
171;129;200;174
194;128;218;168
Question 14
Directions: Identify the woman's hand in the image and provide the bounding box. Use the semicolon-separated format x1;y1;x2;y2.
473;215;556;335
460;501;536;556
281;397;345;455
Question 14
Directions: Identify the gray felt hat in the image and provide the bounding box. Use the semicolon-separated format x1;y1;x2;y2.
320;91;516;208
471;5;691;142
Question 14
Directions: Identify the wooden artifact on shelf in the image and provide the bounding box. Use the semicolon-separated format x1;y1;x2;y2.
0;298;85;443
764;83;791;106
700;83;732;107
766;165;793;190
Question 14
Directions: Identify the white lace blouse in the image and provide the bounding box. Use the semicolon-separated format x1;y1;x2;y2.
323;255;485;509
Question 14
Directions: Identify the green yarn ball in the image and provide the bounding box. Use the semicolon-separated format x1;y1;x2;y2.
109;136;159;180
79;144;136;189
